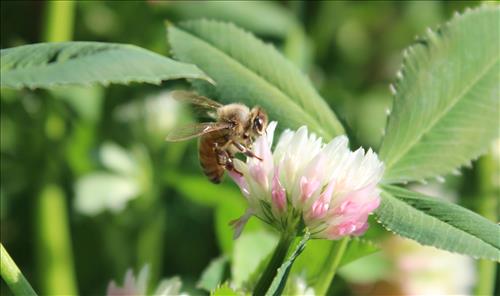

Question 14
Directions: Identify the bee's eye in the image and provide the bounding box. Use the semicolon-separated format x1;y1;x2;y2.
253;117;264;133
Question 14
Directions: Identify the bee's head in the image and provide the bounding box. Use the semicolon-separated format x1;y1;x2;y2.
249;106;268;137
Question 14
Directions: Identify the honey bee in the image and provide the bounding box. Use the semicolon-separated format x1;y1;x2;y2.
166;91;268;183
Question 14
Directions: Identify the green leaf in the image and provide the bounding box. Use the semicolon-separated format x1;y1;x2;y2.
164;1;313;70
0;243;37;296
163;1;296;38
265;231;310;296
214;202;267;254
291;238;379;282
166;174;268;253
167;20;344;139
376;185;500;261
0;42;212;89
197;256;229;292
338;238;380;267
290;240;332;281
211;283;238;296
379;6;500;183
166;174;244;208
338;252;392;284
214;204;243;254
232;230;278;288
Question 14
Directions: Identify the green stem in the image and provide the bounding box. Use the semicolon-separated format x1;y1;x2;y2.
137;205;166;293
474;154;497;296
34;3;78;295
475;260;496;296
43;0;75;42
253;231;295;296
137;151;166;293
36;185;78;295
314;237;350;295
1;243;37;296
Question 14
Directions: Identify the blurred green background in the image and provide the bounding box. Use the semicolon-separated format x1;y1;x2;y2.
1;1;495;295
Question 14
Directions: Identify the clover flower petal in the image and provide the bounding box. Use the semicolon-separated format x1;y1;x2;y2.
230;122;384;240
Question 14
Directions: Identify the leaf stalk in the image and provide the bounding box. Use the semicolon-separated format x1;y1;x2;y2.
1;243;37;296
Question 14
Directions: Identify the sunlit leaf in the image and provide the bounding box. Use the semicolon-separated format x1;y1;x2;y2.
210;282;238;296
197;256;229;292
167;20;344;139
232;230;278;288
213;205;241;255
339;238;380;267
376;185;500;260
167;174;268;253
380;6;500;183
338;252;392;284
0;42;212;89
163;1;312;70
291;238;379;283
166;174;243;207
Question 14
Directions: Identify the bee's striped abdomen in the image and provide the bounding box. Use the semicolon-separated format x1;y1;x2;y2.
198;132;226;183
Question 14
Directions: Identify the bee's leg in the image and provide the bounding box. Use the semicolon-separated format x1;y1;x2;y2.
232;142;263;161
225;156;243;176
215;147;243;176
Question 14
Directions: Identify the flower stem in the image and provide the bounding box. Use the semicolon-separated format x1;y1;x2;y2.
474;154;497;296
314;237;349;295
34;2;78;295
137;203;166;293
36;185;78;295
43;0;74;42
1;243;37;296
253;231;295;296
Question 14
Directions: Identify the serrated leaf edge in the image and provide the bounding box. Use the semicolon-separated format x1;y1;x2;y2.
380;4;500;184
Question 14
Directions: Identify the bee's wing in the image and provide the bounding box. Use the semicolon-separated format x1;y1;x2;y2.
171;90;222;111
165;122;231;142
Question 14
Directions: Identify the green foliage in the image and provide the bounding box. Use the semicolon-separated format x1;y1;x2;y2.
167;20;344;139
265;232;310;296
214;202;247;254
0;244;37;296
0;42;212;89
312;238;349;296
231;230;278;288
211;282;239;296
163;1;296;38
291;238;379;282
197;256;229;292
166;174;243;208
338;239;380;267
338;252;392;284
162;1;312;71
165;174;256;253
2;2;497;295
379;6;500;183
376;185;500;261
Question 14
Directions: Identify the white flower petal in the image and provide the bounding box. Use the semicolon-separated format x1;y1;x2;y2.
231;124;384;239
